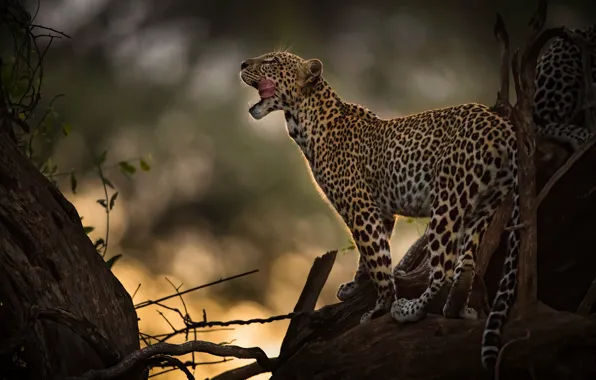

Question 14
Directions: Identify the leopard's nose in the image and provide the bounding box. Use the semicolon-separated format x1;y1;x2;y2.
241;61;249;70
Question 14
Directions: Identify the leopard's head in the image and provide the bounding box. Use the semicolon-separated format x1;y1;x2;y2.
240;52;323;120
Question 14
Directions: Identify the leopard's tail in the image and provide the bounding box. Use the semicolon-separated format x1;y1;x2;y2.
481;145;521;369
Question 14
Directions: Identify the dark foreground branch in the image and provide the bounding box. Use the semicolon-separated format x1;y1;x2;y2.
69;341;271;380
272;303;596;380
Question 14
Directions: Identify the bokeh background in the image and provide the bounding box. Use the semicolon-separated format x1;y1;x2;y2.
15;0;596;378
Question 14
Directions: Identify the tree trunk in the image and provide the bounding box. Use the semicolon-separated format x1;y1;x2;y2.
0;129;141;379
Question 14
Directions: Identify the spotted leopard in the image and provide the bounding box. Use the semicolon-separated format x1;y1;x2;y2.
240;51;521;368
533;24;596;150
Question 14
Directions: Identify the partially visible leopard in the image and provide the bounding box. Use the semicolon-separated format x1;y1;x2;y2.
533;24;596;150
240;51;521;369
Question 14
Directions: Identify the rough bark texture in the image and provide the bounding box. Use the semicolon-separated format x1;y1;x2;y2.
274;305;596;380
0;129;141;379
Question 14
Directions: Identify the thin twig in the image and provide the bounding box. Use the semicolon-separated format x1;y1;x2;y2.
135;270;259;309
131;283;142;300
68;341;271;380
156;310;177;332
30;24;71;38
146;355;195;380
150;358;232;378
209;358;279;380
159;312;304;343
493;13;512;117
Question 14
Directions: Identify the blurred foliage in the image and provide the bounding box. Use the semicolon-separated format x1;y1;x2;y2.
1;0;153;270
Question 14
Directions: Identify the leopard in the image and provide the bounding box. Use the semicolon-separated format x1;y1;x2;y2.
533;24;596;150
239;51;521;369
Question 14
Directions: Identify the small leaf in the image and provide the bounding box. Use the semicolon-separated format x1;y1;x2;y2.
103;177;115;189
105;254;123;270
39;109;59;134
109;192;119;210
83;226;95;234
18;112;26;121
94;238;105;250
62;122;71;136
96;199;107;209
118;161;136;176
140;159;151;171
70;171;77;194
97;150;108;165
406;217;415;224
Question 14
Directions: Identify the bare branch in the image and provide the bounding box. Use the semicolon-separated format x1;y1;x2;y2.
68;341;271;380
146;355;195;380
135;270;259;310
157;312;304;343
492;13;512;117
210;358;279;380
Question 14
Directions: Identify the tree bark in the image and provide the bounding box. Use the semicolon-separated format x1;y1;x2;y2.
273;304;596;380
0;127;141;379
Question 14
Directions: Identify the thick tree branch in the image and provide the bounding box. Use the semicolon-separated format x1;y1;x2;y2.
69;341;271;380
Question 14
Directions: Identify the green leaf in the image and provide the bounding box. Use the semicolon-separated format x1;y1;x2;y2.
39;109;59;135
406;217;415;224
62;122;71;136
97;150;108;165
70;171;77;194
140;159;151;171
83;226;95;234
109;192;119;210
94;238;105;250
103;177;115;189
118;161;136;176
97;199;107;209
105;254;123;270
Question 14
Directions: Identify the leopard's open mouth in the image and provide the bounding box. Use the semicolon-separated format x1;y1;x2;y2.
242;75;276;113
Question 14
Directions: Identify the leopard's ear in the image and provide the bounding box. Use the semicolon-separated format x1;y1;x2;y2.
299;58;323;89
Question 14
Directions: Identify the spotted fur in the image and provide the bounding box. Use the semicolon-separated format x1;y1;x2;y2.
240;52;521;368
533;25;596;150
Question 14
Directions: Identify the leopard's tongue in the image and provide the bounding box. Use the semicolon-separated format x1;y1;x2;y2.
258;79;276;98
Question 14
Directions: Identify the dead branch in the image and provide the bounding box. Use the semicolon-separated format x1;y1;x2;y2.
209;358;279;380
507;0;546;309
279;250;337;360
145;356;195;380
493;12;512;117
68;341;271;380
394;232;428;274
207;251;337;379
134;270;259;310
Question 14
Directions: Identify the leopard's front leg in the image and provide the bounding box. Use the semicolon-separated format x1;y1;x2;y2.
348;208;395;323
337;217;395;302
